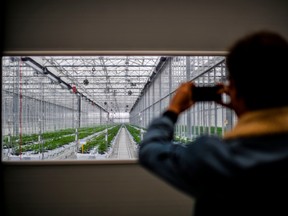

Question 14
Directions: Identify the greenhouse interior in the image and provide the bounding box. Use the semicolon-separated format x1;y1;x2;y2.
2;56;236;161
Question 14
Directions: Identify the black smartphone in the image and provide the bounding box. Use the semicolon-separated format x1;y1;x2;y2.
192;86;221;101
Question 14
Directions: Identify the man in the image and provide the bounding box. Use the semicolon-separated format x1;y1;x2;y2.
138;31;288;216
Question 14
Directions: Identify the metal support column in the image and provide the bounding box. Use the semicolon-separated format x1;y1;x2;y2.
12;64;20;137
152;82;155;119
186;57;192;140
78;96;81;128
214;67;218;136
41;79;46;159
75;95;81;152
168;57;172;102
159;69;162;112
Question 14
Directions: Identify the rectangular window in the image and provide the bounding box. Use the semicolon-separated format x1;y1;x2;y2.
2;55;231;161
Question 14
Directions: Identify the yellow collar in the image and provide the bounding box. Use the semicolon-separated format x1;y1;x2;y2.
223;106;288;139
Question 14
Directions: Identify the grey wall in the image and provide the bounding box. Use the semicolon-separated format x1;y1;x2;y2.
2;1;288;216
3;161;193;216
2;0;288;54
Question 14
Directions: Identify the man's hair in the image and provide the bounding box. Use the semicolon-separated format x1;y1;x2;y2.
226;30;288;110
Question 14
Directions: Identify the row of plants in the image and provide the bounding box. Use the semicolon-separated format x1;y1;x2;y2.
3;124;223;154
3;128;77;148
125;124;142;144
2;125;111;149
78;126;107;139
10;125;111;155
13;135;75;155
174;126;223;144
79;125;121;154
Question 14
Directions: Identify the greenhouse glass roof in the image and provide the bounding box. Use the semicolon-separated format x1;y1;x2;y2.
3;56;162;114
43;56;161;113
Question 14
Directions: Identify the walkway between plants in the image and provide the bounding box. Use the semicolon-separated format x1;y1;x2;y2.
110;127;137;159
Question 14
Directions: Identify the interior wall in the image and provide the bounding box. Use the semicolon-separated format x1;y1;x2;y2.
2;0;288;54
2;162;193;216
1;1;288;216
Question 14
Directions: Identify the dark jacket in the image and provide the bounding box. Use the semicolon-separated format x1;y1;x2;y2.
138;108;288;216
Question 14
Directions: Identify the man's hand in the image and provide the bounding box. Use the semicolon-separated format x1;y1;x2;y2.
167;82;195;115
214;83;234;110
167;81;232;116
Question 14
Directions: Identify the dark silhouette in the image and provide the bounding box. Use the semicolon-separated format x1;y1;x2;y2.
139;31;288;216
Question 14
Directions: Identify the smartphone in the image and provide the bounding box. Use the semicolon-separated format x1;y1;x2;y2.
192;86;221;101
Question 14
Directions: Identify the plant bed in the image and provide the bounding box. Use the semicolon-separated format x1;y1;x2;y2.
125;124;143;144
79;125;121;155
6;125;110;156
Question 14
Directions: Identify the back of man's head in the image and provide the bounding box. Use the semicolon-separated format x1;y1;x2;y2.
226;30;288;110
